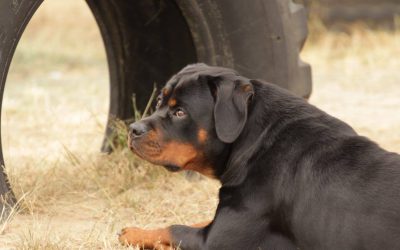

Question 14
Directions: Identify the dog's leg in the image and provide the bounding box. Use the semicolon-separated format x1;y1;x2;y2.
118;227;173;249
170;216;298;250
118;221;211;249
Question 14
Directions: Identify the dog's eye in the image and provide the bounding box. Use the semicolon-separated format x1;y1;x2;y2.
173;108;186;118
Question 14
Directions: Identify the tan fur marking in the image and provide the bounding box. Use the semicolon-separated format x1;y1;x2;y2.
241;84;252;92
158;142;198;166
131;130;216;179
162;88;170;96
119;227;173;249
197;129;208;144
159;142;215;178
119;222;212;248
168;98;177;107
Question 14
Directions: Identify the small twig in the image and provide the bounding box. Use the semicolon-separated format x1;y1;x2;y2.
141;83;158;119
131;94;141;122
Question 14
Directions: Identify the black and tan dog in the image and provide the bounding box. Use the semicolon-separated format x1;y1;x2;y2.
118;64;400;250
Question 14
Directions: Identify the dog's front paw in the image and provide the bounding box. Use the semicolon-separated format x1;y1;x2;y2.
118;227;172;249
118;227;142;246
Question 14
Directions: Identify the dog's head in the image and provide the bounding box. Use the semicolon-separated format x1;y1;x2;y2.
128;64;254;178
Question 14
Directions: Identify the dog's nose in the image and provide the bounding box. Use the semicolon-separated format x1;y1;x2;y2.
129;122;149;137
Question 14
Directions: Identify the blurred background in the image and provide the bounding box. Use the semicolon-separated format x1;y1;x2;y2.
0;0;399;248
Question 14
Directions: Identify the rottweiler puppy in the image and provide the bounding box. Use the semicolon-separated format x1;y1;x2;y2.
119;64;400;250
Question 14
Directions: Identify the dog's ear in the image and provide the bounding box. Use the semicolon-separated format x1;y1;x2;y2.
212;78;254;143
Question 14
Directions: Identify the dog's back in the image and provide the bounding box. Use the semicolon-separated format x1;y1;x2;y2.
291;136;400;249
249;80;400;249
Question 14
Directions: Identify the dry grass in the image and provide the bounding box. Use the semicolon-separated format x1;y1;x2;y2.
3;148;218;249
0;0;399;249
303;22;400;152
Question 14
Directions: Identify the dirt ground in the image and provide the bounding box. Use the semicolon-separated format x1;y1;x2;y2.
0;1;399;249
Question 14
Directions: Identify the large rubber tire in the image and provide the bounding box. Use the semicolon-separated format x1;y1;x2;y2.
0;0;311;210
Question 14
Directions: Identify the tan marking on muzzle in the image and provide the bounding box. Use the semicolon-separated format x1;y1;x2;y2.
130;129;216;178
186;163;215;179
157;142;197;166
129;129;159;155
153;141;216;178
